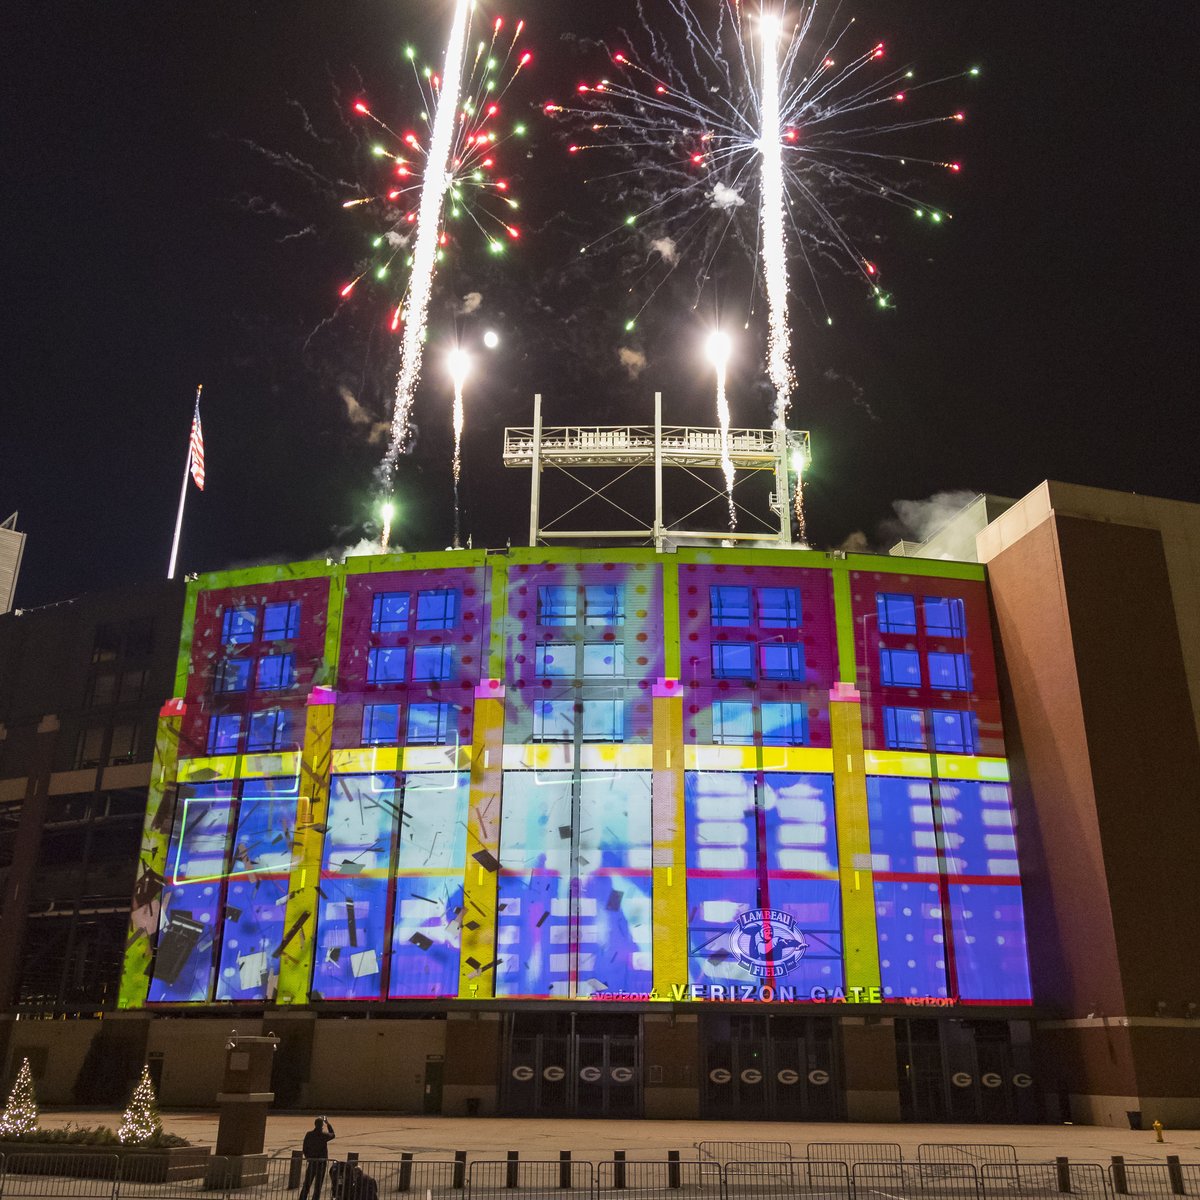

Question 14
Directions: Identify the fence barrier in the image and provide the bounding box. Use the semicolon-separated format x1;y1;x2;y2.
596;1160;721;1200
698;1147;793;1167
466;1159;595;1199
852;1161;979;1200
723;1159;852;1200
919;1149;1020;1170
1110;1162;1200;1199
979;1162;1110;1199
811;1148;903;1170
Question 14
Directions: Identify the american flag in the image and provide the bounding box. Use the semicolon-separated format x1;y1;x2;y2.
188;392;205;491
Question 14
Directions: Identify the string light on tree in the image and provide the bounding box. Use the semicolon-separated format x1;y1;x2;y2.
118;1064;163;1145
0;1057;39;1138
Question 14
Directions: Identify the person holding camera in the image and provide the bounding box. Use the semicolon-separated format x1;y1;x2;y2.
298;1116;336;1200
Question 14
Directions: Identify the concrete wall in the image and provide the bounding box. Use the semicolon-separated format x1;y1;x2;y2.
4;1018;99;1103
148;1017;262;1107
841;1017;901;1122
443;1013;500;1116
643;1014;700;1119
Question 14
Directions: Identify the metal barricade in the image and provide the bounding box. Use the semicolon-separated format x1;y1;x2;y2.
723;1159;853;1200
1111;1163;1200;1198
0;1153;121;1199
810;1148;903;1170
116;1153;232;1199
980;1163;1109;1199
467;1160;594;1200
852;1162;979;1200
697;1146;793;1166
595;1161;720;1200
920;1150;1018;1170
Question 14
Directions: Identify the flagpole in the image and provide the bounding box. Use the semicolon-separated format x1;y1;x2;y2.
167;385;202;580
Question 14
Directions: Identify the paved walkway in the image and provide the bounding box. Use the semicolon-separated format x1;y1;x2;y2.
40;1112;1200;1163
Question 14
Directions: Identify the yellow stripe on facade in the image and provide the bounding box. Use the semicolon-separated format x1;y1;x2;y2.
651;694;688;999
276;702;335;1005
684;745;758;772
864;749;1010;783
830;700;882;994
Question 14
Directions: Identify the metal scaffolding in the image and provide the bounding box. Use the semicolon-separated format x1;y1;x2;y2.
503;394;810;550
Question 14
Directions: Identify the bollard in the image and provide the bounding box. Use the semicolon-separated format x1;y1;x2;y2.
398;1152;414;1193
1167;1156;1185;1196
668;1151;682;1190
1111;1156;1128;1195
1055;1157;1072;1194
289;1150;304;1190
507;1151;520;1189
559;1151;572;1190
1154;1120;1165;1143
614;1151;626;1191
454;1150;467;1190
348;1153;360;1165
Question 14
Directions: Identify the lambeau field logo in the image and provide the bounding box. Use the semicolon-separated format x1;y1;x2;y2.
729;908;809;978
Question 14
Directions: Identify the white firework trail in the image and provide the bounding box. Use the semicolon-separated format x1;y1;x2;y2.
707;330;737;528
449;348;471;547
758;14;792;427
382;0;473;480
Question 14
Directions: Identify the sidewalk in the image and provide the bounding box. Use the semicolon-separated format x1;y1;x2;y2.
39;1112;1200;1164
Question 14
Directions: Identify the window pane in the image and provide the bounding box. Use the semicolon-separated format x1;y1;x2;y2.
537;585;576;626
581;699;623;741
883;706;925;750
584;584;624;626
262;601;300;641
535;643;576;677
711;585;752;627
876;593;917;635
712;642;754;679
932;709;977;753
925;596;966;638
208;714;242;754
759;587;801;628
246;709;288;752
407;702;453;744
533;700;575;741
712;700;754;744
880;648;921;687
221;607;257;645
215;659;251;693
928;651;971;691
88;672;117;706
583;642;624;677
362;704;401;745
415;589;458;630
256;653;295;691
110;723;139;762
371;592;410;633
367;646;407;684
760;643;805;680
92;624;121;663
412;644;454;681
761;702;807;746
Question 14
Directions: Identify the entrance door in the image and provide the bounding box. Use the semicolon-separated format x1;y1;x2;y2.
422;1057;444;1114
576;1034;640;1117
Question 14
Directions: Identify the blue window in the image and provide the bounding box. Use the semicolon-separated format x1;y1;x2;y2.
407;702;456;745
925;596;966;638
712;642;754;679
412;644;454;681
367;646;407;684
246;709;289;752
582;699;623;741
221;607;256;645
761;702;808;746
362;703;401;745
583;643;624;677
712;700;754;745
256;653;295;691
207;714;242;754
932;709;977;754
928;652;971;691
881;648;922;687
416;589;459;630
538;585;577;626
262;601;300;641
533;699;575;742
584;584;624;626
883;706;926;750
214;658;251;694
371;592;410;633
711;585;752;627
759;587;802;628
760;643;806;680
535;643;575;677
876;593;917;635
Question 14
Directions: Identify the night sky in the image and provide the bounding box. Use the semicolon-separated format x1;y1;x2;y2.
0;1;1192;608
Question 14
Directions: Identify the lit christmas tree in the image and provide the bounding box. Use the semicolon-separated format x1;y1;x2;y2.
0;1057;39;1138
117;1065;162;1145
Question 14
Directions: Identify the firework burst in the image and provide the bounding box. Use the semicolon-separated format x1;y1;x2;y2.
551;0;978;424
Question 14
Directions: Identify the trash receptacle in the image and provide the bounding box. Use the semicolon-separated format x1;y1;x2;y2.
1126;1110;1143;1131
466;1098;481;1117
